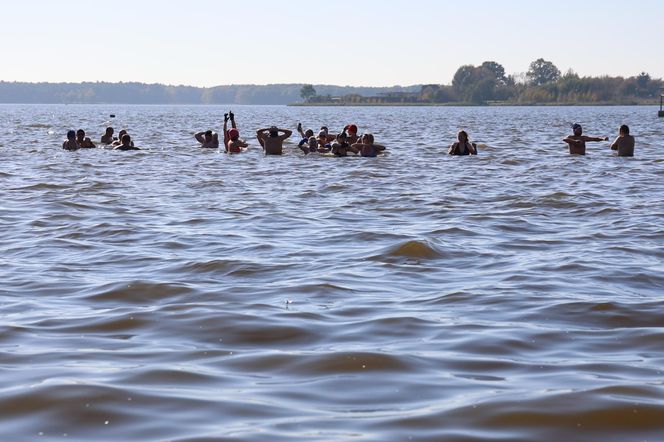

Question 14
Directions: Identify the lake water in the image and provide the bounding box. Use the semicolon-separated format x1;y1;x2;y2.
1;104;663;441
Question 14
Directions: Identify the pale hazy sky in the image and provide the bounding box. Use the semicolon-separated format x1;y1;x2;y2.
2;0;662;87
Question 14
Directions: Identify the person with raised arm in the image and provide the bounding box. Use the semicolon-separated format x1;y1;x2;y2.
256;126;292;155
448;130;477;155
223;111;248;153
351;133;386;157
562;123;608;155
194;129;219;148
296;122;315;150
610;124;635;157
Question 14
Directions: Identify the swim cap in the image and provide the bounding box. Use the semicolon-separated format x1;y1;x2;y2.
228;128;239;139
347;124;358;133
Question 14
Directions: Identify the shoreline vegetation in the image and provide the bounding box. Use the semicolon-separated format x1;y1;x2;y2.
2;59;662;106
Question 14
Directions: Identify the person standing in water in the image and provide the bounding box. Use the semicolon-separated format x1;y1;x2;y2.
62;130;79;150
100;127;115;145
256;126;292;155
352;133;386;157
562;123;608;155
114;134;139;151
610;124;635;157
448;130;477;155
223;111;248;153
76;129;96;148
194;130;219;148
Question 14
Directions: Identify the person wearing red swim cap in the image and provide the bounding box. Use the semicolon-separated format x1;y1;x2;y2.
346;124;359;144
223;111;248;153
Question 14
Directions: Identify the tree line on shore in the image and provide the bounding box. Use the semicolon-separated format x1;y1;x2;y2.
301;59;663;105
1;58;661;105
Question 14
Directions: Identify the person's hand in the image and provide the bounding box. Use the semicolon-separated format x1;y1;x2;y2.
224;113;229;123
297;122;302;131
604;137;609;141
229;111;234;121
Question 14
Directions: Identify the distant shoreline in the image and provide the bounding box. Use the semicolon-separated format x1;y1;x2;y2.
289;101;656;107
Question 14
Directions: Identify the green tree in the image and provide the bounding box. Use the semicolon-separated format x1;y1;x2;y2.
480;61;508;85
526;58;561;86
300;84;316;102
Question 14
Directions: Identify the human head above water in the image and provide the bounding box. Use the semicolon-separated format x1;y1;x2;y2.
572;123;583;135
268;126;279;137
121;134;131;144
105;127;114;135
304;129;314;138
347;124;358;134
67;130;76;139
457;130;468;142
619;124;630;135
76;129;85;138
204;130;213;141
362;133;374;144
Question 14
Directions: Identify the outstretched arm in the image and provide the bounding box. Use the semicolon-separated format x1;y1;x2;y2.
195;132;206;144
583;136;609;142
296;123;305;139
374;144;386;152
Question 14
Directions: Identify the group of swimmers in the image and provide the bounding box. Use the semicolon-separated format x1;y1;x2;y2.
193;111;386;157
62;127;137;151
62;114;637;157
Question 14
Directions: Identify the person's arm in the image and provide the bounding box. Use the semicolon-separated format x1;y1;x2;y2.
223;119;230;151
469;142;477;155
278;129;293;141
582;135;609;142
347;144;359;154
448;142;457;155
256;129;266;148
296;123;305;139
374;144;386;152
563;137;582;147
195;132;206;144
610;137;620;150
212;132;220;147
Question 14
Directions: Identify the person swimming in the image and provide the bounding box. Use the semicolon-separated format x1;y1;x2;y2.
562;123;608;155
76;129;96;148
100;127;115;145
448;130;477;155
111;129;135;148
352;133;386;157
62;130;79;150
114;134;139;151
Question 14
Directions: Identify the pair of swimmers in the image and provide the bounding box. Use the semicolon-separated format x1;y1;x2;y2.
563;124;635;156
195;111;251;153
62;129;96;150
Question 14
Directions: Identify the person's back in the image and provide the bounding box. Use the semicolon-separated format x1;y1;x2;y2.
610;125;635;157
256;127;292;155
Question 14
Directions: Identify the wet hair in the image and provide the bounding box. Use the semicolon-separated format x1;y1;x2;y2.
105;127;114;134
457;130;468;141
363;133;374;144
336;131;347;141
118;129;127;137
67;130;76;138
269;126;279;137
620;124;630;135
320;126;328;133
572;123;582;133
121;134;131;143
76;129;85;136
204;130;213;137
304;129;314;138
